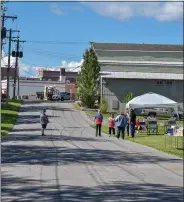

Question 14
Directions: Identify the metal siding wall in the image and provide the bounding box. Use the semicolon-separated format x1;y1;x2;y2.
100;65;183;74
97;51;183;62
102;78;183;112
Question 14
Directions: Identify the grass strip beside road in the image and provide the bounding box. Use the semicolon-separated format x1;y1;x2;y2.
100;125;183;158
88;110;183;158
73;103;81;111
1;100;22;136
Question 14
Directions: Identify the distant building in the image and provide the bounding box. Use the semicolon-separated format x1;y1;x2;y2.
1;78;66;99
1;67;17;80
91;42;184;112
38;68;78;83
1;56;17;80
1;76;78;99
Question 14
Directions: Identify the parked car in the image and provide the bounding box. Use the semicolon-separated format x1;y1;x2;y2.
60;92;71;101
52;92;71;101
139;108;171;117
52;93;60;100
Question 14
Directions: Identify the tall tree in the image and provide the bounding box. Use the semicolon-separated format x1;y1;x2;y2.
77;47;100;108
123;92;134;104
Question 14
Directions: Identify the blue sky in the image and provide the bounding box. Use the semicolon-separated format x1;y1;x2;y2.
2;1;183;76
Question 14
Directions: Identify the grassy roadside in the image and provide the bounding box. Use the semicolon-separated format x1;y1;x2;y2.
73;103;81;111
1;100;22;136
100;125;183;158
86;111;118;119
87;110;183;158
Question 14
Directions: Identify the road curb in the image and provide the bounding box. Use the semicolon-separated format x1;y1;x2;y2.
80;111;94;125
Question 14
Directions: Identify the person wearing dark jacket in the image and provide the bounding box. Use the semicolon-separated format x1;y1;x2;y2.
130;109;136;138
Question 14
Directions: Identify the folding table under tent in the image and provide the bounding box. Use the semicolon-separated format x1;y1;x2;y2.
126;92;179;116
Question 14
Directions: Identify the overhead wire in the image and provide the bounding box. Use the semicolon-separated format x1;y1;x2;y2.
25;47;82;60
26;41;89;45
2;46;82;73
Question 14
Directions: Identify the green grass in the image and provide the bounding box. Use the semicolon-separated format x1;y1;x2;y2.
89;111;183;158
73;103;81;111
87;111;118;119
100;125;183;158
1;100;22;136
73;106;183;158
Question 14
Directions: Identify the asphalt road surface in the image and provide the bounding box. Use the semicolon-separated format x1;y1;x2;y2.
1;102;183;202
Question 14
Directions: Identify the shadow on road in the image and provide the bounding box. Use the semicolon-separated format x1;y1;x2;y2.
14;104;75;126
51;107;76;112
19;103;74;113
1;133;105;143
17;114;61;119
1;173;183;201
1;143;181;166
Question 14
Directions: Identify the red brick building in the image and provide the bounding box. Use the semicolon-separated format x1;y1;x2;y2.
1;67;17;80
38;68;78;84
38;68;78;95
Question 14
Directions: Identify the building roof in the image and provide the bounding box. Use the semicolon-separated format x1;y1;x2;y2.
101;71;183;80
92;42;183;52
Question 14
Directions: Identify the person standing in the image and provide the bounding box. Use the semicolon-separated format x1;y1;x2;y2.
126;110;130;136
94;109;103;137
130;109;136;138
115;112;128;139
40;108;49;136
108;113;115;137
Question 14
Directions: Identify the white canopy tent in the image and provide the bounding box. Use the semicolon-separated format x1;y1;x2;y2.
126;96;140;109
126;92;179;116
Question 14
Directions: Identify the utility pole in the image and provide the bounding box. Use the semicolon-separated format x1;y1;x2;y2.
5;29;20;107
6;29;12;107
12;39;25;99
1;4;17;55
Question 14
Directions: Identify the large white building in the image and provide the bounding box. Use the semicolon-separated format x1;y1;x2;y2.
91;42;183;112
1;79;66;99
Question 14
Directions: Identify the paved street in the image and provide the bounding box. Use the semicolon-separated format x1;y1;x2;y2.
1;102;183;202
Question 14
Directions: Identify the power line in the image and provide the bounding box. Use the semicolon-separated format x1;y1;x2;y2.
19;66;36;77
25;47;82;58
25;48;82;60
26;40;89;45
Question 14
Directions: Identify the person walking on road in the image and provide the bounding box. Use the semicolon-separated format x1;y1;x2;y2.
108;113;116;137
94;109;103;137
40;108;49;136
115;112;128;139
130;109;136;138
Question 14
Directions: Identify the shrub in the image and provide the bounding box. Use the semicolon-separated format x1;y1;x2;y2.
100;97;108;113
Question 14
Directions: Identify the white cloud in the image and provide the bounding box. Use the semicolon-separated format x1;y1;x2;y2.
84;1;183;22
1;53;83;77
61;59;83;72
50;3;64;16
18;61;38;77
1;55;16;68
1;55;38;77
19;59;83;76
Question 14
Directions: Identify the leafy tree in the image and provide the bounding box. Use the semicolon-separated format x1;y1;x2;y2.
77;48;100;108
100;97;108;113
123;92;134;104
